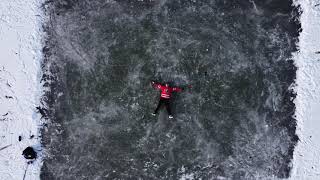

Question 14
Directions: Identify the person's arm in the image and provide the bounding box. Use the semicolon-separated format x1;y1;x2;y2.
172;87;182;92
173;85;192;92
151;81;162;90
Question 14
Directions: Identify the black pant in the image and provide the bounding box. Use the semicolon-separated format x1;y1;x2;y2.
154;98;172;115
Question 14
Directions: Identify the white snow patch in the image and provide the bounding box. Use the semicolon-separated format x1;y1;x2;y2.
0;0;44;180
291;0;320;179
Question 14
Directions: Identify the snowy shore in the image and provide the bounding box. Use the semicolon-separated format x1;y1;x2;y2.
291;0;320;179
0;0;43;179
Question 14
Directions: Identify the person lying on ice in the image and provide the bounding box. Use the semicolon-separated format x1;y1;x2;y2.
151;81;183;119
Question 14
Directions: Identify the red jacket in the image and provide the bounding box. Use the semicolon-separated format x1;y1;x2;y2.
153;82;182;99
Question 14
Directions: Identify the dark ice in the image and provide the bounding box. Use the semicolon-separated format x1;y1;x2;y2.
41;0;300;179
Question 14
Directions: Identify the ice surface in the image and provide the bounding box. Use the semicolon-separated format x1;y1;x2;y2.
41;0;300;179
0;0;44;180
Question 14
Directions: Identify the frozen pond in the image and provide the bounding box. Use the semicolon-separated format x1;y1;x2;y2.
41;0;300;179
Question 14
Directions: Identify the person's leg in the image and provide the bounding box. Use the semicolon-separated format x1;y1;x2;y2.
154;98;164;114
164;99;172;116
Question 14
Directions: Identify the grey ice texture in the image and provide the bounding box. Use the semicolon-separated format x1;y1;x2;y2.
40;0;300;179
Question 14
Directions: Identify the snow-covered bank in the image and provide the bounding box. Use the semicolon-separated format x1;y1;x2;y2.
0;0;43;179
291;0;320;179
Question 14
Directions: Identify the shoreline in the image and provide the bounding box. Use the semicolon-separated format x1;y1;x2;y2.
291;0;320;179
0;0;44;179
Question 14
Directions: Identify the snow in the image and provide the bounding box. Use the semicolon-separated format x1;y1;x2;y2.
291;0;320;179
0;0;43;180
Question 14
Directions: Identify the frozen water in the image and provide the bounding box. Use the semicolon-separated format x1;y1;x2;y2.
41;0;300;179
